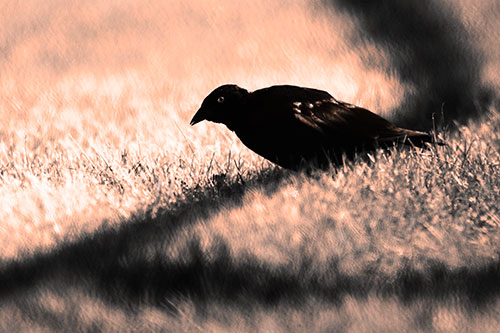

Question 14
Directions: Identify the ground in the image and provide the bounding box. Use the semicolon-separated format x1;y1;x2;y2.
1;0;500;331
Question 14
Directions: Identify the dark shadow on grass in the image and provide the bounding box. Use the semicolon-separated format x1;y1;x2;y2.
322;0;495;130
96;246;500;314
0;167;288;297
1;166;500;314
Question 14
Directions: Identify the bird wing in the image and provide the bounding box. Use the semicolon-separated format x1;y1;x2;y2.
251;86;401;139
291;98;428;144
243;86;432;160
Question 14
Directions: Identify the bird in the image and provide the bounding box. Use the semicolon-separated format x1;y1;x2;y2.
190;84;438;170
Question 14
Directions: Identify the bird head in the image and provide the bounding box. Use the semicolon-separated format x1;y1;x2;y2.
190;84;249;127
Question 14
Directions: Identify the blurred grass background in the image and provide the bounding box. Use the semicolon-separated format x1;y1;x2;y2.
1;0;500;330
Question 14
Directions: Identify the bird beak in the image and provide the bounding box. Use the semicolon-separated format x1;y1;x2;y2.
190;107;206;126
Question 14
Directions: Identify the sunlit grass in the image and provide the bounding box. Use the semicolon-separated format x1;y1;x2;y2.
1;106;499;331
0;125;274;259
2;0;500;330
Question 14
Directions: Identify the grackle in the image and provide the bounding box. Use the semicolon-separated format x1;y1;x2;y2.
191;84;439;170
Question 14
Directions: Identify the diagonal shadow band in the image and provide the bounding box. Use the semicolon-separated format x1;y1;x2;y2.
2;223;500;313
98;244;500;313
1;166;500;312
0;168;287;298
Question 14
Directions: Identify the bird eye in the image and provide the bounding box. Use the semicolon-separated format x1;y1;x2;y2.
217;96;224;103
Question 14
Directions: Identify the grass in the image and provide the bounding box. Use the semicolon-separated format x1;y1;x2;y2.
1;109;500;331
2;0;500;331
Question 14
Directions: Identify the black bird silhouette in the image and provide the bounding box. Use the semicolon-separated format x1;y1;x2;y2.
191;84;437;170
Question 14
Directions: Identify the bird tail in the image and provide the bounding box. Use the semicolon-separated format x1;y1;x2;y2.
401;129;446;147
379;129;445;147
